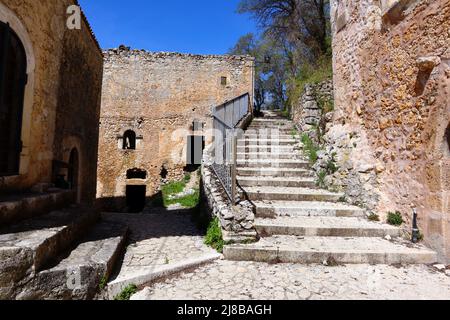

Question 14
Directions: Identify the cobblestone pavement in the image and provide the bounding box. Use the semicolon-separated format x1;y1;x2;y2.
132;260;450;300
102;209;217;283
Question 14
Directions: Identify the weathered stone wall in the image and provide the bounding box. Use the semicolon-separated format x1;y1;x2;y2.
292;80;334;135
97;48;254;210
0;1;103;205
330;0;450;261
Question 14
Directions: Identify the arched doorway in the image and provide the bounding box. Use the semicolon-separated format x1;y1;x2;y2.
68;148;79;199
0;21;27;176
126;168;147;212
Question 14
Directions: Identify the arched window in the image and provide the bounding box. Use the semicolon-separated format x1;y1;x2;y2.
0;22;27;176
123;130;136;150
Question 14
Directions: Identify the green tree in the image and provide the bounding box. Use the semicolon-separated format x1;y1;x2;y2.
237;0;330;62
229;33;266;112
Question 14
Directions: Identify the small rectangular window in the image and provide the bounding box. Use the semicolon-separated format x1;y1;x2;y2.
221;76;227;86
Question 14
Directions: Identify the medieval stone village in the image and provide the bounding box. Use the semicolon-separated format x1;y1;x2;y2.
0;0;449;301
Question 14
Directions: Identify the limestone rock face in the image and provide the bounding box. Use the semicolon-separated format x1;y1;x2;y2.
329;0;450;262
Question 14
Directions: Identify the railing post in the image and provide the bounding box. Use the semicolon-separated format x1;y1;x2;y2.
231;129;237;205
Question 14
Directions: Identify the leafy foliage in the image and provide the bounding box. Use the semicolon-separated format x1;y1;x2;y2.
387;211;404;226
114;284;138;301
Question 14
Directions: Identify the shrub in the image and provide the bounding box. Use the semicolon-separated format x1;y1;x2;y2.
301;133;320;165
368;214;380;222
387;211;404;226
204;218;225;253
114;284;138;301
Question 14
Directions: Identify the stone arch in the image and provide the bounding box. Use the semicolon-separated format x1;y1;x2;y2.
62;136;83;203
0;3;35;176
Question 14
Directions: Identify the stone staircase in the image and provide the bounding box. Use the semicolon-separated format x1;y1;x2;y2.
0;188;127;300
224;111;438;265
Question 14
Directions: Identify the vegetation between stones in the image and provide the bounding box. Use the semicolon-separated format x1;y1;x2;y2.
114;284;138;300
204;217;225;253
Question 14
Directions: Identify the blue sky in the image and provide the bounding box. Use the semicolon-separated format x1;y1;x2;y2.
79;0;257;55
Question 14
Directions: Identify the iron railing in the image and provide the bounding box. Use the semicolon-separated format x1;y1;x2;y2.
211;93;250;204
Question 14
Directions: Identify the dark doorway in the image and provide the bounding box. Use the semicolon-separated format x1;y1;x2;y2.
68;148;79;191
0;22;27;176
187;135;205;165
126;185;146;212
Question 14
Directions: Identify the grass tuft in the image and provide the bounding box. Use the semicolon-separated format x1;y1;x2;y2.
204;217;225;253
301;133;320;165
114;284;138;301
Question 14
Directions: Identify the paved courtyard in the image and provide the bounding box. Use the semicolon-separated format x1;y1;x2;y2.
101;209;220;297
132;260;450;300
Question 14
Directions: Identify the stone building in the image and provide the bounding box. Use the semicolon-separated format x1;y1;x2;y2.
0;1;108;299
97;48;254;211
329;0;450;261
0;0;103;215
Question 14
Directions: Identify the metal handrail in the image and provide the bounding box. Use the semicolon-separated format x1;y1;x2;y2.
211;93;250;204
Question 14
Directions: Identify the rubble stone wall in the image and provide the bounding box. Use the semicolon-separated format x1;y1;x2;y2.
97;48;254;211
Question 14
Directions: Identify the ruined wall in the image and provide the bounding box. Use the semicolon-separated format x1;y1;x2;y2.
330;0;450;261
97;48;254;210
0;0;103;205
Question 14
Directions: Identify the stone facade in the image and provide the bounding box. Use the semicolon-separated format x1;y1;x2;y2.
0;0;103;205
97;48;254;211
329;0;450;261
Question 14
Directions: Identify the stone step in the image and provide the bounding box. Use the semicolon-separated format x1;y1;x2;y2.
243;134;298;140
19;220;128;300
252;118;292;123
237;159;309;169
253;200;366;218
237;167;314;178
223;236;438;265
0;207;98;299
238;176;316;188
237;146;298;153
248;125;296;130
0;190;76;227
245;129;295;135
237;138;298;146
237;152;304;160
245;187;343;202
255;217;401;238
